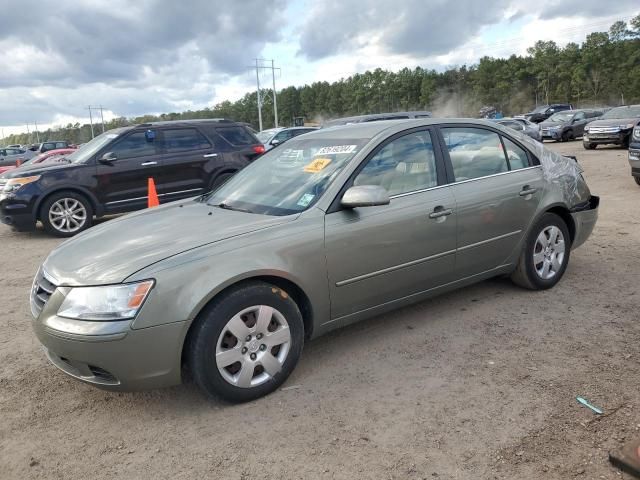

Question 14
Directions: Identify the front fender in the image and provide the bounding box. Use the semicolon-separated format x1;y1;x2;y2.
127;211;330;335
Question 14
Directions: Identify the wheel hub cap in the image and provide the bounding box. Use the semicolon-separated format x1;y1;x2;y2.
215;305;291;388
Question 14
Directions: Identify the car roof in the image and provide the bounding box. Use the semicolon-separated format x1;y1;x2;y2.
308;118;506;140
135;118;242;128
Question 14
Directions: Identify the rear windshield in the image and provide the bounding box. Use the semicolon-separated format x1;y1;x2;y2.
216;126;259;145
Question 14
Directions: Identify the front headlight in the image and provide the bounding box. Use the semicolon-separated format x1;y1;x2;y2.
619;123;634;130
2;175;41;193
57;280;154;321
634;128;640;140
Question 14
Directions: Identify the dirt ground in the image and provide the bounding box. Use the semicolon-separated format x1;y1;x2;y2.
1;140;639;480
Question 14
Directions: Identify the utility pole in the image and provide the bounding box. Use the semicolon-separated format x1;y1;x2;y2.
34;121;40;143
249;59;281;130
26;123;31;144
87;106;95;138
271;59;278;127
255;59;263;131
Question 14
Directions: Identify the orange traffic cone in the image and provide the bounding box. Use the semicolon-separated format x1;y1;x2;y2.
147;178;160;208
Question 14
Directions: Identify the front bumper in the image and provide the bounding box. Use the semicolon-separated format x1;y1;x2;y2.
570;195;599;250
583;131;629;145
31;278;188;391
0;194;37;230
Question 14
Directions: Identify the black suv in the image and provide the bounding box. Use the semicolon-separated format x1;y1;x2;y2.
524;104;573;123
0;119;264;236
583;105;640;150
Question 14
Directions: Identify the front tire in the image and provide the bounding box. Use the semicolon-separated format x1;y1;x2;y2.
511;213;571;290
188;281;304;403
634;177;640;186
583;142;596;150
40;191;93;237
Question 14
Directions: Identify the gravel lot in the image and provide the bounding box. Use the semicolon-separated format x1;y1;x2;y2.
1;141;639;480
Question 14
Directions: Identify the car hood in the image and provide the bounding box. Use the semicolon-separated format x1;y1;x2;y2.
539;120;566;128
43;200;297;285
587;118;639;128
1;160;73;178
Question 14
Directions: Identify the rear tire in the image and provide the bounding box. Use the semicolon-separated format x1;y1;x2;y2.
511;213;571;290
40;191;93;237
583;142;596;150
188;281;304;403
634;177;640;186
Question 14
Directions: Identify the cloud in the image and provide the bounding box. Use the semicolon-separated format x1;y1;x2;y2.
298;0;510;60
0;0;287;88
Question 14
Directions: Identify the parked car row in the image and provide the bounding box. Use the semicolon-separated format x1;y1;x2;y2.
0;148;76;175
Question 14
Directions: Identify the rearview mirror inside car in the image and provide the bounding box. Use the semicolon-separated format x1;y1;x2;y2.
341;185;390;209
99;152;118;164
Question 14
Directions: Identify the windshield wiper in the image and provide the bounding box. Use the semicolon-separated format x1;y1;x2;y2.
213;202;253;213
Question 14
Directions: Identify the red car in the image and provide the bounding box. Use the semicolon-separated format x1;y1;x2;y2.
0;148;76;175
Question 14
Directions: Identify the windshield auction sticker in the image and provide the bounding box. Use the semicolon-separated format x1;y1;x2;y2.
304;157;332;173
315;145;357;155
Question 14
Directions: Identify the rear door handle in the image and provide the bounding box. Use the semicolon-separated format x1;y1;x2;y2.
140;161;158;166
203;153;218;158
428;206;453;219
519;186;538;197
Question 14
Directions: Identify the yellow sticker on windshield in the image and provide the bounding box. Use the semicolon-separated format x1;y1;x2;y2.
304;157;332;173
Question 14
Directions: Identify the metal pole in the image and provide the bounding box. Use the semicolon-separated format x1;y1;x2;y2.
255;59;263;131
99;105;105;133
26;123;31;144
271;59;278;128
87;106;95;138
34;121;40;143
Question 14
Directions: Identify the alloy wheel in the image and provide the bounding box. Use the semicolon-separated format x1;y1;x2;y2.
48;198;87;233
533;225;566;280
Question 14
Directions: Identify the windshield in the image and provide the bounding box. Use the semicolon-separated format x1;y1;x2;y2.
206;136;368;215
256;129;281;143
548;112;574;122
602;106;640;119
66;130;122;164
530;105;548;114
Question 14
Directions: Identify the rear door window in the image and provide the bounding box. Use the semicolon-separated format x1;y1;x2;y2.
161;128;211;153
441;127;509;181
501;137;529;170
216;126;258;146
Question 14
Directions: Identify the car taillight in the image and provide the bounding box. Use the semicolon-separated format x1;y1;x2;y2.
253;145;265;155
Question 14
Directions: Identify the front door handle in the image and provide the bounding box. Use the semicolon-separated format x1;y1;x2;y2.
428;206;453;219
203;153;218;158
519;186;538;197
140;161;158;166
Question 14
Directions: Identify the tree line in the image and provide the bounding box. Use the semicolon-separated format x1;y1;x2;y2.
2;16;639;146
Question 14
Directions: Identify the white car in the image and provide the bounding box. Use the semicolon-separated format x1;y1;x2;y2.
257;127;319;151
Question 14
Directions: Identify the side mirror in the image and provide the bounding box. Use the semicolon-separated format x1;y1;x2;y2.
341;185;390;209
99;152;118;164
270;138;281;146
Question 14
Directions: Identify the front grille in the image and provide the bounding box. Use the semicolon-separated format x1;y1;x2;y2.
588;126;620;134
30;268;58;317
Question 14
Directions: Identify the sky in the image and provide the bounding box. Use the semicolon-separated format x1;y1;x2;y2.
0;0;638;137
